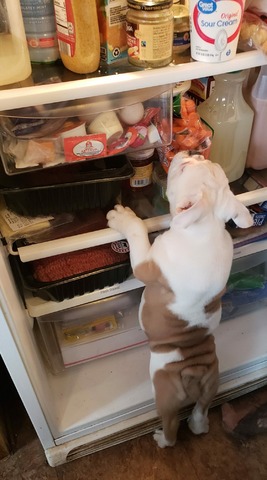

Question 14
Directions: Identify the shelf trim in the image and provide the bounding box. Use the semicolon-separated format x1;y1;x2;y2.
0;51;266;110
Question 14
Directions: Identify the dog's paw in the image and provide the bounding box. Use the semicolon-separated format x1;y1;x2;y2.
153;429;176;448
107;205;145;237
188;415;209;435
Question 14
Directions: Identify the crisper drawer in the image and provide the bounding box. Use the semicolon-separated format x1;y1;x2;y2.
0;85;172;175
35;288;147;374
222;249;267;321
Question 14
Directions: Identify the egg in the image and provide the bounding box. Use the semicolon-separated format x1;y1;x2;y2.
118;102;144;125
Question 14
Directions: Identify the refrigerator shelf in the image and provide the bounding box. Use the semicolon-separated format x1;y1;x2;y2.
13;186;267;263
0;51;266;111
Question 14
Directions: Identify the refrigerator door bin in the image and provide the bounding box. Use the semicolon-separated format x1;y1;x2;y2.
35;287;147;374
222;249;267;321
0;155;134;216
10;248;132;302
0;85;172;175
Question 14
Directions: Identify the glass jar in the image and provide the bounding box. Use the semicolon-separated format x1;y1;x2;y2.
127;149;155;189
126;0;173;68
172;1;190;54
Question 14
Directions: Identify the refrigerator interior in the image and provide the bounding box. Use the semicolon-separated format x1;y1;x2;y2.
1;50;267;466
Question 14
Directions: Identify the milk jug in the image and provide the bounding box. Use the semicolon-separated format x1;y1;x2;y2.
197;70;254;183
246;65;267;170
0;0;32;86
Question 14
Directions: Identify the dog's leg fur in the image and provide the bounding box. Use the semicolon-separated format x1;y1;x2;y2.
106;205;151;270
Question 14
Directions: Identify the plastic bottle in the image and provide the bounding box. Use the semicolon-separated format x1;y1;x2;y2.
20;0;59;63
197;70;254;183
246;65;267;170
53;0;100;74
0;0;32;86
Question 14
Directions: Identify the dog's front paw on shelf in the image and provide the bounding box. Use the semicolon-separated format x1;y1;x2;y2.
106;204;143;236
153;429;175;448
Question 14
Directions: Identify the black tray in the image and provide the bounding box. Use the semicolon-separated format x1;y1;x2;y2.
0;155;133;216
10;255;132;302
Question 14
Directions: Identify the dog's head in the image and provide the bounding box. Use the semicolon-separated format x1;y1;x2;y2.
166;152;253;229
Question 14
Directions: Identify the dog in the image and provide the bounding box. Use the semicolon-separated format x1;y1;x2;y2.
106;152;253;448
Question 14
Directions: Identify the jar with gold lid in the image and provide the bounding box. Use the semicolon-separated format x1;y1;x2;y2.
126;0;174;68
172;0;190;54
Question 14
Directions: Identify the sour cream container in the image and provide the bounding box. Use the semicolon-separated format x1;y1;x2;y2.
189;0;245;62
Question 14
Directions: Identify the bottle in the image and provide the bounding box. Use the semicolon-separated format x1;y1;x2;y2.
197;71;254;183
246;65;267;170
172;0;190;55
0;0;32;86
126;0;173;69
53;0;100;74
127;149;155;190
20;0;59;64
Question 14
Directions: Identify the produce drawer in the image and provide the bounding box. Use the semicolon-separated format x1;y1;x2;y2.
35;288;147;374
0;85;172;175
222;249;267;321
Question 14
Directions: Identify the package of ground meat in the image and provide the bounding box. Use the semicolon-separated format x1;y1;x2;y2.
31;241;130;283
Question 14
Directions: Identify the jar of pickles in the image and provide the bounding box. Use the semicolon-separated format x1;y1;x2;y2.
126;0;173;68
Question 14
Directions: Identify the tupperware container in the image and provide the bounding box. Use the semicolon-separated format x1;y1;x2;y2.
0;155;133;216
34;288;146;374
0;85;173;175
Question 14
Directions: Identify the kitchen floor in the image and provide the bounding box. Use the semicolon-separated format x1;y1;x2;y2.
1;361;267;480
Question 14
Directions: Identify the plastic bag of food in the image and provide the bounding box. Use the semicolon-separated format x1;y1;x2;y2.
239;11;267;53
157;96;213;173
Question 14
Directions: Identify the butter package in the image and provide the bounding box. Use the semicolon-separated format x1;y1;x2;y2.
97;0;128;64
189;77;215;105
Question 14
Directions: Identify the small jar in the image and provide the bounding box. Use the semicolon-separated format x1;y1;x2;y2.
172;1;190;54
126;0;173;68
127;149;155;189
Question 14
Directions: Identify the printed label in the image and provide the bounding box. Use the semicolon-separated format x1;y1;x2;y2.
54;0;75;56
2;207;53;233
63;134;107;162
190;0;244;62
126;21;173;62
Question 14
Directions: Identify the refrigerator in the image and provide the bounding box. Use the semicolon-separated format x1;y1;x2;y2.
1;49;267;467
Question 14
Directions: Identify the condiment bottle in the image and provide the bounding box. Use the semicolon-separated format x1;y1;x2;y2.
246;65;267;170
53;0;100;74
0;0;32;86
172;0;190;55
126;0;173;68
20;0;59;64
197;71;254;183
127;149;155;190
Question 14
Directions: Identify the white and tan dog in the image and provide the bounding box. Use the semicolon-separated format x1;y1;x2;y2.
107;152;253;448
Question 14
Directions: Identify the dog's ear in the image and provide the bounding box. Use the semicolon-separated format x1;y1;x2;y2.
171;192;209;228
216;187;253;228
209;163;253;228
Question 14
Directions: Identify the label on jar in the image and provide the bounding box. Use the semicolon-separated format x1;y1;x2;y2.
54;0;76;56
173;30;190;49
130;163;153;188
126;21;173;62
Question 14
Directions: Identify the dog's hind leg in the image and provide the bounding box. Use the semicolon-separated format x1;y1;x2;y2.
187;363;219;435
153;368;185;448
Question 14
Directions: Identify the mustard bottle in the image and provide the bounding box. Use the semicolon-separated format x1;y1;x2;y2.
53;0;100;74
